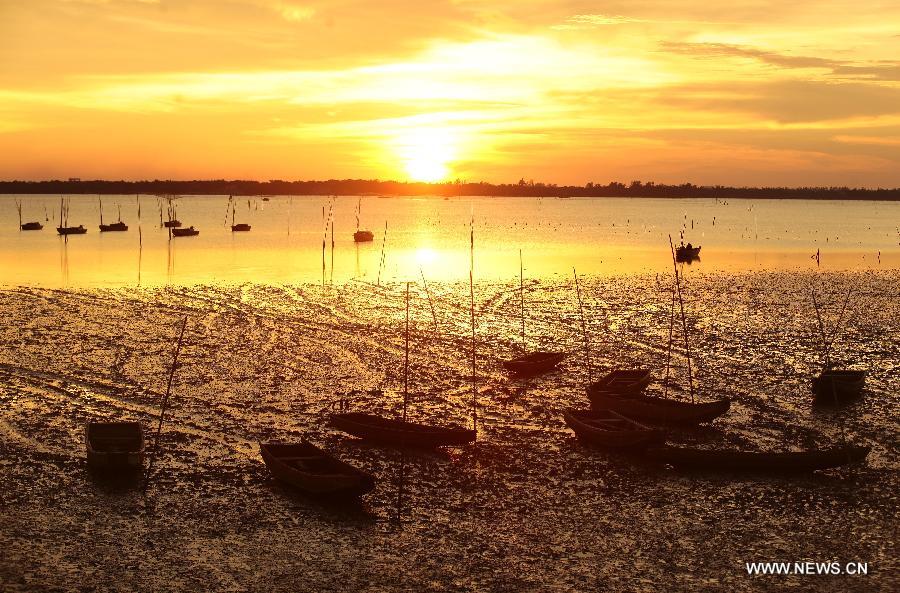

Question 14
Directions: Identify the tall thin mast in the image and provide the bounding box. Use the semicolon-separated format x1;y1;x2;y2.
519;250;526;354
573;269;593;385
403;282;410;422
668;235;695;403
469;211;477;437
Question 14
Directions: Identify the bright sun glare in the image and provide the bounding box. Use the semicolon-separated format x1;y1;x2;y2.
395;128;457;182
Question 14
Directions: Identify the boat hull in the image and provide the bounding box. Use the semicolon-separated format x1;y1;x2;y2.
85;421;145;472
812;370;865;403
588;390;730;425
231;224;251;232
646;444;870;473
563;409;665;449
57;226;87;235
502;351;567;376
171;227;199;237
163;220;182;228
353;230;374;242
588;369;652;395
21;222;43;231
260;441;375;497
329;412;475;448
99;223;128;232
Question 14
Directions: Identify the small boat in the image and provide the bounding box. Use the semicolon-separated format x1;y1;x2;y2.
563;409;665;449
502;351;567;376
646;444;870;473
163;220;182;228
812;369;865;403
21;221;43;231
675;244;701;262
588;368;652;395
231;223;251;232
353;229;374;242
171;226;199;237
329;412;476;448
99;221;128;232
262;197;271;201
259;441;375;498
57;225;87;235
588;389;731;425
85;421;145;471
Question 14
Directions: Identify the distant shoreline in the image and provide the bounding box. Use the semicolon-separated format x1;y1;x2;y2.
2;179;899;200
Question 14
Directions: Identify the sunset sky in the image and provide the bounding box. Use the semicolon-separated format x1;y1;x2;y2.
2;0;900;186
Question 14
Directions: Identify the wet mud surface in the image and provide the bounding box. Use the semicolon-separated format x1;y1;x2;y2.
0;271;897;591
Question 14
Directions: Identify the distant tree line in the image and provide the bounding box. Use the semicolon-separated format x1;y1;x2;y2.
1;178;898;200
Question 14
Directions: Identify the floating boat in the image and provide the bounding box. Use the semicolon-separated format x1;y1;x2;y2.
99;221;128;232
563;408;665;449
21;221;43;231
57;225;87;235
171;226;199;237
231;223;251;232
262;197;271;201
329;412;476;448
675;245;701;261
588;368;652;395
163;220;182;228
85;421;145;471
353;229;374;242
503;351;567;376
259;441;375;497
588;389;731;425
812;369;865;403
646;444;870;473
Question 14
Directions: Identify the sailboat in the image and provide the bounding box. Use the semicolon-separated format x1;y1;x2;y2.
98;198;128;232
15;199;43;230
230;195;251;232
329;283;476;448
163;197;181;227
810;289;865;404
502;251;567;376
587;239;730;425
56;197;87;235
353;197;374;242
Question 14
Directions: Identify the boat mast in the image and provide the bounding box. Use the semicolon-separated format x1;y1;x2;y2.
573;268;593;385
99;195;103;226
519;250;526;354
145;316;188;485
403;282;410;423
668;235;695;403
469;211;477;437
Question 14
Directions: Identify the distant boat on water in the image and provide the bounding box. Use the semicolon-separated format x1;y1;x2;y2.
21;221;43;231
171;226;199;237
353;196;374;242
98;199;128;232
164;220;182;228
675;243;701;261
229;196;251;232
57;224;87;235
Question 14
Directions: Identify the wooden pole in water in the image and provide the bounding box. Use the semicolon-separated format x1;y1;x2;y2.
99;195;104;226
403;282;410;423
573;268;593;385
377;221;388;286
145;316;188;486
469;212;477;437
519;250;526;354
668;235;695;403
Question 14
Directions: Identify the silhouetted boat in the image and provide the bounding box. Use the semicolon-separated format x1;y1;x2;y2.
57;225;87;235
503;351;567;376
646;444;870;473
329;412;476;448
21;221;43;231
171;226;199;237
589;368;652;394
85;421;145;471
563;409;665;449
99;221;128;232
812;369;865;403
353;197;374;242
231;223;251;232
588;389;731;425
164;220;182;228
675;244;701;261
262;197;271;201
259;441;375;497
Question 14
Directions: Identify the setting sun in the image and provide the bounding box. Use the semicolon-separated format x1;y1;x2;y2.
394;127;457;182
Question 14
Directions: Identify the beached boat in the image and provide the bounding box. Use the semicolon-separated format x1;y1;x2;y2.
85;421;145;471
588;368;652;395
503;351;567;376
259;441;375;497
163;220;182;228
588;389;731;424
57;225;87;235
563;409;665;449
329;412;476;448
99;221;128;232
675;244;701;261
812;369;865;403
21;221;43;231
171;226;199;237
646;444;870;473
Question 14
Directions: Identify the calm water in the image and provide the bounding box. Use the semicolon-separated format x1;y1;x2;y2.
2;194;898;286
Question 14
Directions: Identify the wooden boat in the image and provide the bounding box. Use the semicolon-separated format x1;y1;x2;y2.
675;245;701;261
563;409;665;449
57;225;87;235
502;351;567;376
163;219;182;228
262;197;271;201
588;389;730;425
99;221;128;232
812;369;865;403
329;412;476;448
354;229;374;242
85;421;145;471
646;444;870;473
21;221;43;231
259;441;375;497
588;368;652;395
171;226;199;237
231;223;251;232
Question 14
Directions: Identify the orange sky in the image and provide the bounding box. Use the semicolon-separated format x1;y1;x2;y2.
2;1;900;186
